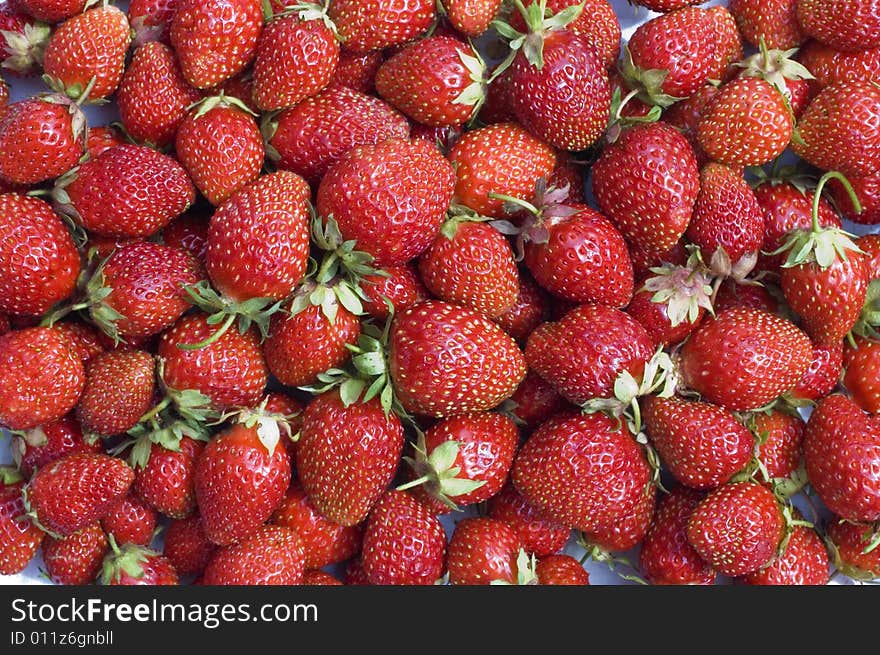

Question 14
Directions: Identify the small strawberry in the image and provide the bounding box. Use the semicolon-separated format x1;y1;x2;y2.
100;493;158;547
133;436;205;519
831;171;880;225
100;538;179;585
535;554;590;585
0;468;43;575
500;370;569;430
798;41;880;95
494;274;550;345
827;519;880;581
744;524;829;585
360;264;429;322
442;0;500;37
751;408;805;481
201;524;303;585
328;0;434;53
728;0;805;50
796;0;880;53
162;514;217;577
329;48;382;92
162;212;210;263
86;125;125;157
42;523;107;584
844;337;880;414
77;349;156;437
0;5;49;76
706;6;743;83
446;517;523;585
128;0;177;46
790;339;843;402
12;414;101;479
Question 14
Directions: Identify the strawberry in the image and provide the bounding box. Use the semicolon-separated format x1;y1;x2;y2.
296;390;404;526
591;121;699;257
271;482;362;569
679;308;813;411
100;540;179;585
389;300;526;417
0;327;85;431
252;12;339;112
831;172;880;226
360;490;446;585
360;264;429;322
856;234;880;277
0;95;85;185
158;312;268;410
85;125;125;157
844;337;880;414
790;339;843;402
501;370;568;430
443;0;500;37
194;412;291;545
128;0;177;46
0;469;43;574
14;0;85;23
751;409;805;481
0;4;49;76
328;0;434;53
117;42;202;147
329;48;382;92
805;394;880;522
625;279;708;349
53;320;105;363
0;194;80;317
827;519;880;581
525;304;654;406
77;349;155;437
486;482;568;557
744;524;829;585
133;436;205;519
643;396;754;490
446;517;523;585
25;453;134;536
170;0;262;89
175;95;265;206
796;0;880;53
162;212;210;263
12;414;101;478
478;68;515;124
697;77;792;167
449;122;556;219
303;570;343;585
42;523;107;584
798;41;880;95
202;524;303;585
162;514;217;576
535;554;590;585
705;6;743;83
317;137;455;266
494;274;550;345
728;0;805;50
42;5;131;101
266;85;409;185
375;36;485;128
686;481;785;577
100;493;158;547
639;487;714;586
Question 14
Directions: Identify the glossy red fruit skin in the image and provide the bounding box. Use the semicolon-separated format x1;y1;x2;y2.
639;487;714;585
389;300;526;417
626;289;704;348
0;480;44;575
728;0;804;50
0;327;85;431
856;234;880;277
679;308;813;411
271;483;362;570
128;0;178;46
503;370;569;430
828;519;880;579
712;280;778;315
799;41;880;95
494;275;551;345
53;321;106;364
791;340;843;402
844;338;880;414
329;49;383;92
42;523;107;584
643;396;754;490
686;481;784;577
706;6;743;83
158;313;268;410
753;409;805;480
13;415;101;479
14;0;86;23
77;349;155;436
134;437;205;519
525;304;654;405
486;483;569;557
203;524;305;585
106;552;179;585
100;493;158;546
797;0;880;52
86;125;125;157
162;514;217;577
328;0;435;53
447;517;522;585
831;173;880;225
162;212;210;263
592;122;699;257
0;194;80;317
744;525;829;585
361;490;446;585
268;86;409;185
804;394;880;522
296;391;404;527
360;264;429;322
536;554;590;585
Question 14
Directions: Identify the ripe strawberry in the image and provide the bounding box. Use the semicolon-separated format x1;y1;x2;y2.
328;0;434;53
728;0;804;49
592;121;699;257
790;339;843;402
202;524;303;585
535;554;590;585
643;396;754;490
53;320;105;363
792;82;880;178
296;390;404;526
449;122;556;219
856;234;880;277
360;490;446;585
446;517;522;585
100;541;179;585
42;523;107;584
443;0;500;37
0;5;49;76
706;6;743;83
0;194;80;317
525;304;654;405
844;337;880;414
14;0;85;23
486;482;568;557
128;0;177;46
42;5;131;101
0;95;85;185
751;409;805;481
175;95;265;206
360;264;429;322
12;414;101;479
805;394;880;522
639;487;714;586
162;212;210;263
697;77;793;167
798;41;880;96
158;313;268;409
796;0;880;53
389;300;526;417
679;308;813;411
831;172;880;225
77;349;155;437
329;48;382;92
827;519;880;580
85;125;125;157
501;370;568;430
100;493;158;546
133;436;205;518
117;42;202;147
271;482;362;569
317;138;454;266
303;570;343;585
0;327;85;431
170;0;262;89
162;514;217;576
744;524;829;585
24;453;134;536
625;278;708;349
494;275;550;345
0;470;43;574
194;413;291;545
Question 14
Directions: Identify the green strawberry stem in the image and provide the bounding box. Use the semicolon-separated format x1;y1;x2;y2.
491;0;584;71
813;171;861;232
177;312;236;350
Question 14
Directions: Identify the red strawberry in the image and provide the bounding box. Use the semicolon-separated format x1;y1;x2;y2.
712;280;779;315
303;570;343;585
831;172;880;225
844;337;880;414
744;524;829;585
77;349;155;437
328;0;434;53
202;524;303;585
535;554;590;585
798;41;880;95
446;517;523;585
728;0;805;49
25;453;134;537
501;370;569;430
133;436;205;519
360;490;446;585
592;121;699;257
639;487;715;586
856;234;880;277
317;137;454;266
686;481;785;577
85;125;125;157
643;396;754;490
790;339;843;402
0;5;49;76
804;394;880;522
0;194;80;317
0;469;43;574
486;482;569;557
12;414;101;479
494;275;550;345
329;48;382;92
0;327;85;431
128;0;177;46
194;412;291;545
751;409;805;481
389;300;526;417
162;514;217;576
169;0;262;89
796;0;880;53
706;6;743;83
162;211;210;263
443;0;500;37
53;320;106;363
14;0;85;23
100;541;179;585
827;519;880;580
42;5;131;101
42;523;107;584
679;308;813;411
625;280;708;349
360;264;429;322
100;493;158;546
296;390;404;526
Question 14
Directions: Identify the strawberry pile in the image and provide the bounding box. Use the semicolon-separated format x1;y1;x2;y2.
1;0;879;587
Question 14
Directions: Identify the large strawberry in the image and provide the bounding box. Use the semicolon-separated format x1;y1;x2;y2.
0;469;43;574
328;0;434;53
77;349;155;437
744;524;829;585
796;0;880;52
446;517;523;585
486;483;569;557
12;414;101;478
202;524;303;585
728;0;804;49
133;436;205;519
42;523;108;584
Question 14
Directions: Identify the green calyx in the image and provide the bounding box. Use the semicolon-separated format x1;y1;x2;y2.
396;431;486;510
851;279;880;341
0;465;23;485
735;40;814;99
188;93;257;120
576;535;648;584
489;549;539;585
99;534;155;585
42;74;103;105
642;258;715;328
618;45;682;110
1;22;49;76
604;86;662;144
492;0;585;70
451;43;488;122
220;403;293;457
